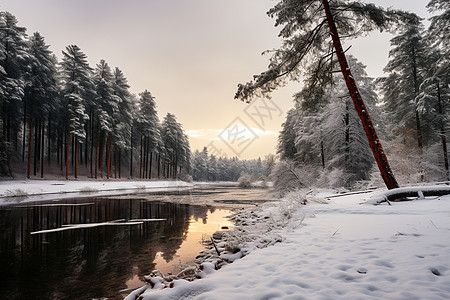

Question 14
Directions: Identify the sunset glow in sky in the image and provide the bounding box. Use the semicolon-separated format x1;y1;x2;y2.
1;0;431;159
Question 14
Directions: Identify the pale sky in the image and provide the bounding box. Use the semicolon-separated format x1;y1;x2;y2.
1;0;431;159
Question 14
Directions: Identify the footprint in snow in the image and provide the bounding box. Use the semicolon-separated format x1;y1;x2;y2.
430;267;441;276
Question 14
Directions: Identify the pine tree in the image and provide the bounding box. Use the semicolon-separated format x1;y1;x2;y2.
92;59;118;179
111;67;133;178
25;32;58;178
0;11;29;175
321;56;377;186
161;113;190;179
59;45;93;179
135;90;161;179
424;0;449;179
380;17;427;150
277;109;298;160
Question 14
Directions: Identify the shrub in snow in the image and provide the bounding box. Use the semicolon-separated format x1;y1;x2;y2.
177;171;193;183
79;186;99;193
270;160;304;196
238;173;254;188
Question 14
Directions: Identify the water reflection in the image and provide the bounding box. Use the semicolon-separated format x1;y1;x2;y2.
0;196;232;299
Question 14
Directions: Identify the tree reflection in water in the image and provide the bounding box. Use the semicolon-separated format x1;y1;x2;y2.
0;196;231;299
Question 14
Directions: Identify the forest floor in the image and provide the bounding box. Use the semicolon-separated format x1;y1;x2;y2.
126;186;450;300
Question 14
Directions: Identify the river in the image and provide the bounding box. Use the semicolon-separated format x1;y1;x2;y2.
0;185;273;299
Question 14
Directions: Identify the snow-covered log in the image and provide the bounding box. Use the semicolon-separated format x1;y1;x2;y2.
367;185;450;205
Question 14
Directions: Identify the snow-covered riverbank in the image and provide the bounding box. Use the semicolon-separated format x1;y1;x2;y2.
0;179;194;204
126;188;450;300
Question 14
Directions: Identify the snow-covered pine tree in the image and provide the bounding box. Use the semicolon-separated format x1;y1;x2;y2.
320;56;377;187
92;59;118;179
111;67;133;178
0;11;29;175
425;0;449;180
380;16;427;151
59;45;93;179
136;90;161;179
277;109;298;160
25;32;58;178
160;113;190;179
192;147;208;181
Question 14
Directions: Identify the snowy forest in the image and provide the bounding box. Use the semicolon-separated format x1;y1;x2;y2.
0;11;191;180
236;0;448;191
191;147;270;182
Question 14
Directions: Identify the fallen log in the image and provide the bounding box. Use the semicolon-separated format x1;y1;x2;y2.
367;185;450;205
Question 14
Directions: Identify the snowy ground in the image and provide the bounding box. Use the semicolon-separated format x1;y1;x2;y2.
0;179;194;204
126;188;450;300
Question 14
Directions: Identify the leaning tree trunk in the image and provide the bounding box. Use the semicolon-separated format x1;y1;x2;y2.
322;0;399;189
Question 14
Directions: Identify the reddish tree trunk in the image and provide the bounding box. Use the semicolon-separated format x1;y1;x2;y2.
322;0;399;189
41;120;44;178
34;122;38;176
114;144;117;179
75;135;78;179
95;132;99;179
107;133;112;179
66;129;70;180
139;136;143;178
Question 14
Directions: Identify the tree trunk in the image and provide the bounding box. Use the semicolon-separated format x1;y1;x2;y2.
322;0;399;189
33;121;38;176
149;151;153;179
344;102;350;169
412;47;423;151
74;135;78;179
119;148;121;179
114;144;117;179
129;126;133;178
139;136;143;178
48;114;51;165
71;134;75;169
95;131;99;179
27;94;34;179
107;133;112;179
321;139;325;169
157;153;161;178
57;131;60;165
99;133;104;178
437;82;449;180
22;99;26;162
41;120;44;178
66;129;70;180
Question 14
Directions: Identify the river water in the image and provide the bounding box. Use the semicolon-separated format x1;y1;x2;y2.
0;186;272;299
